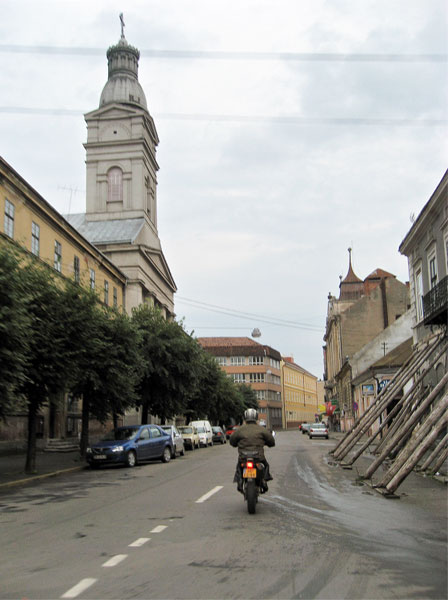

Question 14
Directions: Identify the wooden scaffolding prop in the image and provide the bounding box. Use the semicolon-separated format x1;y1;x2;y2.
329;332;448;496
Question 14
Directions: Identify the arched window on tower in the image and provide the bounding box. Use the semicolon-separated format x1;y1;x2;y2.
107;167;123;205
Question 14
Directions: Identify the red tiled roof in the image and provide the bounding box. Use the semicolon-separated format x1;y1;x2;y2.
198;337;282;360
198;337;260;347
342;262;363;284
365;268;396;280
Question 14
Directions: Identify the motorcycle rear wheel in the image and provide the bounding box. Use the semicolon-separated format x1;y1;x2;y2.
246;479;257;514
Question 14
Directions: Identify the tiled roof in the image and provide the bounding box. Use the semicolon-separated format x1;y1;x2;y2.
198;337;260;347
342;262;363;284
64;214;145;245
365;268;396;280
198;337;282;360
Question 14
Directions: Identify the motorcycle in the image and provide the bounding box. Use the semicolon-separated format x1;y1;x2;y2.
239;450;267;514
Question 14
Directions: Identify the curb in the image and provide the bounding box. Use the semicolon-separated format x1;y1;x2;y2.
0;465;85;489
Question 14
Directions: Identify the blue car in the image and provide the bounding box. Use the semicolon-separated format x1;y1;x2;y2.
86;424;174;468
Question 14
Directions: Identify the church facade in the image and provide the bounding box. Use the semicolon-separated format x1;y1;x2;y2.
67;27;176;318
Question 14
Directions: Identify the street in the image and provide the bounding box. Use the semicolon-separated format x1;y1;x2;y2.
0;431;446;599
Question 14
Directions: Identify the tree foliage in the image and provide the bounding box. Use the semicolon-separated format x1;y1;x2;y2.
132;305;202;423
0;245;30;419
0;243;261;466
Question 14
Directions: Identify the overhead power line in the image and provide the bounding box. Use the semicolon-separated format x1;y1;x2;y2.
176;296;323;332
0;44;446;62
0;107;445;127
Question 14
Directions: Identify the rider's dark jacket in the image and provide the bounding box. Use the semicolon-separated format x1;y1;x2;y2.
229;423;275;460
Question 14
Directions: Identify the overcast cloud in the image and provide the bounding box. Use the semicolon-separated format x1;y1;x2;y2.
1;0;447;376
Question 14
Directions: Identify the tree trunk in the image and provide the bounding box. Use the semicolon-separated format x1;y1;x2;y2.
25;397;39;474
113;412;119;430
79;394;90;457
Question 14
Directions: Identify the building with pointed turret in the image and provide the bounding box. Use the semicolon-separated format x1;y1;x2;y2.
66;25;176;317
323;249;410;431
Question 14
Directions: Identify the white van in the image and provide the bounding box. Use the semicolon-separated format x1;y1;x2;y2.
190;420;213;447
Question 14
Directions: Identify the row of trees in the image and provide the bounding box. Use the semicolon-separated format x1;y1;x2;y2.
0;244;258;473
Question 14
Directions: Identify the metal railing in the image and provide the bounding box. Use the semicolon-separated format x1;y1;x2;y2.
423;275;448;325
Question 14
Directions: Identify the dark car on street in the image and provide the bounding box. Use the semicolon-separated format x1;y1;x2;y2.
212;426;226;444
86;425;174;468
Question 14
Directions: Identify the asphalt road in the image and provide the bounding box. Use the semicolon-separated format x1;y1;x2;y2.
0;431;446;599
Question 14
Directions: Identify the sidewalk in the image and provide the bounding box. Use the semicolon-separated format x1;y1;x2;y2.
0;449;85;489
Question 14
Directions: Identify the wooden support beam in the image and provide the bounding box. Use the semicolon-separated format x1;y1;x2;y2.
430;446;448;475
417;432;448;472
333;337;446;462
374;341;448;455
363;375;448;480
383;408;448;494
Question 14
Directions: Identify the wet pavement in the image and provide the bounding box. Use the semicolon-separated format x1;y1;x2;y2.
0;449;85;488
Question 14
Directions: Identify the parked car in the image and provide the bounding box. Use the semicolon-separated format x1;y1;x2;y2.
308;423;329;439
226;425;239;439
160;425;185;457
86;425;173;468
301;423;312;435
178;425;200;450
190;420;213;447
212;426;226;444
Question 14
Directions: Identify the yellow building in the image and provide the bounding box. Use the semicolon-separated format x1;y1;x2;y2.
0;156;127;444
281;357;319;428
1;157;127;309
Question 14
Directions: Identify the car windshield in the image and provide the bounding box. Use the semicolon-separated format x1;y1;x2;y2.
180;427;193;433
160;426;171;432
196;427;205;433
212;427;221;432
102;428;137;441
312;424;326;429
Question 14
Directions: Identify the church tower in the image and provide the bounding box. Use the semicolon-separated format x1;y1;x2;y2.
68;16;176;316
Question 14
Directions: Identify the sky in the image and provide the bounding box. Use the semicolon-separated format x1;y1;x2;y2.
1;0;447;378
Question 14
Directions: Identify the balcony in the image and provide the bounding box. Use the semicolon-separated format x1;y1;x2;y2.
423;275;448;326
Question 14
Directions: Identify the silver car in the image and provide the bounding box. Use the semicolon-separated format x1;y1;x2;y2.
160;425;185;457
308;423;329;439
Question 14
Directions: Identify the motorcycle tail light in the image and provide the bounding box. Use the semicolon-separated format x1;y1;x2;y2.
246;460;254;469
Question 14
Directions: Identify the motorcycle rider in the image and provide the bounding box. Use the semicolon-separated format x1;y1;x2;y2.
229;408;275;493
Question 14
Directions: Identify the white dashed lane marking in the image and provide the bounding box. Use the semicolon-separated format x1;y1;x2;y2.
151;525;168;533
129;537;151;547
61;578;97;598
195;486;223;503
102;554;128;567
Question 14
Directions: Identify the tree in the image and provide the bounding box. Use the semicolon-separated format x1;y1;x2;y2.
19;263;79;473
0;245;30;420
184;350;259;426
132;306;202;423
69;298;141;456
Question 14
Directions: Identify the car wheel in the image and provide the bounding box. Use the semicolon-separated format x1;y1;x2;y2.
309;435;312;440
161;447;171;463
180;445;185;456
171;447;177;459
126;450;137;468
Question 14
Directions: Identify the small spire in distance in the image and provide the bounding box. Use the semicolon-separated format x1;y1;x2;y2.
119;13;125;39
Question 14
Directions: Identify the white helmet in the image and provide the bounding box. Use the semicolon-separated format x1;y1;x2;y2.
244;408;258;423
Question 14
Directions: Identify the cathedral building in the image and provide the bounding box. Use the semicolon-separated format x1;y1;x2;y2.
67;25;176;318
